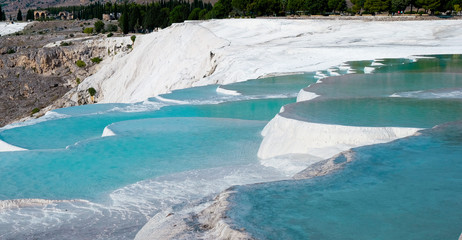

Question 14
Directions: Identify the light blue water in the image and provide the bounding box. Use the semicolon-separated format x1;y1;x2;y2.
0;118;267;201
282;98;462;128
224;55;462;239
0;98;293;150
0;74;298;239
374;55;462;73
306;72;462;99
227;122;462;240
343;60;375;74
1;55;461;239
156;73;316;103
220;73;317;97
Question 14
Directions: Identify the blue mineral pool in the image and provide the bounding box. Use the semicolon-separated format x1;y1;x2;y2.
0;73;301;239
226;122;462;240
281;98;462;128
222;55;462;239
1;55;461;239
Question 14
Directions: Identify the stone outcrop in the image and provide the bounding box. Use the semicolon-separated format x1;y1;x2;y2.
0;32;132;126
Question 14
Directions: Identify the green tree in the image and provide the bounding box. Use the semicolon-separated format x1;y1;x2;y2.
416;0;440;13
232;0;252;14
455;4;462;13
144;3;159;30
158;8;170;28
305;0;329;14
328;0;347;12
113;2;119;19
188;7;202;20
129;5;142;32
364;0;390;13
255;0;281;15
209;0;231;18
26;9;34;20
287;0;304;13
94;20;105;33
392;0;410;12
198;9;209;19
88;87;96;96
0;5;5;21
351;0;367;13
170;5;189;24
17;9;23;21
120;4;130;34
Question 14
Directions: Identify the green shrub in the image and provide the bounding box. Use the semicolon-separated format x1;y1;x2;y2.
94;20;105;33
83;27;94;34
127;44;132;49
131;35;136;43
76;60;86;68
31;108;40;114
60;41;72;46
106;24;118;32
76;78;81;85
69;33;74;37
91;57;103;64
7;48;15;54
88;87;96;96
107;32;113;37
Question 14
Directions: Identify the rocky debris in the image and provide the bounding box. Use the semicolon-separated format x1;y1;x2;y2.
0;21;131;127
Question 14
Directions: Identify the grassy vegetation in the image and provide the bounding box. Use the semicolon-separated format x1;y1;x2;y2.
76;60;86;68
31;108;40;114
91;57;103;64
83;27;94;34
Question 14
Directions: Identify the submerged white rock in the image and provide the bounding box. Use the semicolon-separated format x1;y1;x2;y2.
0;139;27;152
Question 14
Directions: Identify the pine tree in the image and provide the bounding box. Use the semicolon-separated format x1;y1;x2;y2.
17;9;23;21
121;5;129;34
26;9;34;20
0;5;5;21
129;5;141;32
114;3;118;19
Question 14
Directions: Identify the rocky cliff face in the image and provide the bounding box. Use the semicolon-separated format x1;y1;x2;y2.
0;21;132;126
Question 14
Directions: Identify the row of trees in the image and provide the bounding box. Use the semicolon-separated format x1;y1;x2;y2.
45;1;109;20
229;0;460;16
4;0;461;24
118;0;213;33
351;0;461;14
117;0;459;24
0;6;25;21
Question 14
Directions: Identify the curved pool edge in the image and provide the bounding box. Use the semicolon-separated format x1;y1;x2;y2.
258;114;422;160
